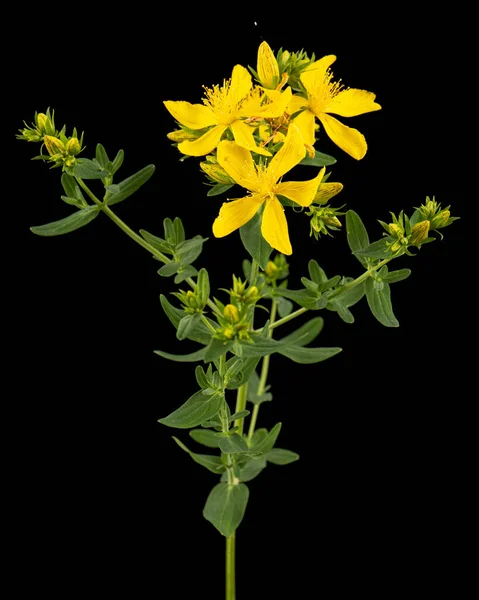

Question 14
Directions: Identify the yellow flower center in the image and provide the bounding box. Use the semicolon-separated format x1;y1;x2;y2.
309;69;343;114
202;80;237;126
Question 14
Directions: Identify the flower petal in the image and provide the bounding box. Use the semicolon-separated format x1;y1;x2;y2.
327;88;382;117
229;65;252;106
300;56;337;98
163;101;217;130
287;94;309;115
290;107;316;146
178;124;228;156
318;113;367;160
267;123;306;182
275;167;325;207
217;140;262;193
255;87;292;118
314;181;344;204
212;194;264;238
261;197;292;255
230;120;272;157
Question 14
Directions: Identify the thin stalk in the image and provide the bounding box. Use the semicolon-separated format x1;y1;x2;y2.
226;534;236;600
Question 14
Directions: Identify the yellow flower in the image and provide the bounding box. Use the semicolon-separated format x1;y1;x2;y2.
164;65;292;157
212;124;324;255
288;55;381;160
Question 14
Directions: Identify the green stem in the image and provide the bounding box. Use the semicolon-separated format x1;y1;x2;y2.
247;298;277;443
226;534;236;600
234;384;248;435
267;307;307;332
75;177;222;316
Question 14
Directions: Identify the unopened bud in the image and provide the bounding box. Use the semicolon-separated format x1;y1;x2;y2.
200;161;233;184
245;285;259;300
186;290;197;309
66;137;81;156
167;129;198;143
43;135;65;157
409;220;430;246
36;113;48;134
388;223;403;237
257;41;280;89
431;210;450;229
223;304;240;323
265;261;278;279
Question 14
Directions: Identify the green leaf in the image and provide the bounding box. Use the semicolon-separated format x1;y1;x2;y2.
195;365;210;389
346;210;370;267
328;300;355;323
95;143;109;168
240;336;285;357
73;158;109;179
106;164;155;205
225;359;243;383
158;390;224;429
176;236;207;265
207;183;234;197
189;429;221;448
196;268;210;308
177;313;202;341
239;211;273;270
275;287;323;310
218;433;249;454
246;369;273;405
60;195;85;209
61;173;85;204
163;218;175;243
203;482;249;537
355;239;393;260
318;275;341;293
278;317;324;347
174;265;198;284
139;229;172;254
172;437;224;474
252;423;282;454
299;151;336;166
30;206;100;237
301;277;318;293
204;338;233;362
266;448;300;465
276;296;293;318
278;345;342;364
383;269;411;284
154;347;206;362
111;149;124;175
173;217;185;244
158;262;181;277
238;458;267;482
159;295;212;345
308;259;327;284
225;356;261;390
335;280;366;307
230;410;250;421
365;279;399;327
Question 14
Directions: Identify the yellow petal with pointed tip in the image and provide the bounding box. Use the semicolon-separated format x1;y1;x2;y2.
290;107;316;146
229;65;252;106
300;56;337;97
318;113;367;160
163;101;217;130
314;181;344;204
326;88;382;117
213;194;264;238
287;94;309;115
231;120;272;156
257;41;280;89
267;123;305;182
178;124;228;156
275;167;325;207
255;87;292;118
261;197;292;255
217;140;262;193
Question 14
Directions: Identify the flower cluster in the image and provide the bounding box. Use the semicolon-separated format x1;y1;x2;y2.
164;42;381;254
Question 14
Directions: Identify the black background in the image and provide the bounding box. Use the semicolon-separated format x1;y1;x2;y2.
8;8;472;599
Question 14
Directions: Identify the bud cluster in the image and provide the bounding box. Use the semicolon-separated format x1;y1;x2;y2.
264;254;289;284
214;303;251;342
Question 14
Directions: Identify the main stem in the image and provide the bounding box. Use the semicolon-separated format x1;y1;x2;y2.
226;534;236;600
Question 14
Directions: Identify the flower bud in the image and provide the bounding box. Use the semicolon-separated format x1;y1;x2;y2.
43;135;65;156
200;161;234;184
409;220;430;246
223;304;240;323
186;290;198;309
388;223;403;237
245;285;259;300
257;41;280;89
264;261;278;279
66;137;81;156
431;210;450;229
167;129;198;143
36;113;48;134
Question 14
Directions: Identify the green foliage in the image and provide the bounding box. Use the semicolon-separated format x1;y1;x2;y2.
365;278;399;327
265;448;300;465
207;183;234;196
30;206;100;236
189;429;221;448
251;423;282;453
299;152;336;167
154;348;206;362
106;165;155;205
346;210;370;267
172;437;225;474
239;211;273;270
203;483;249;537
247;370;272;405
73;158;110;179
218;433;249;454
158;389;224;429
